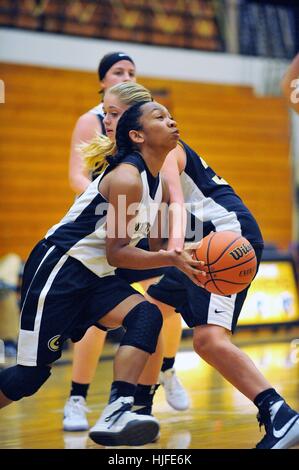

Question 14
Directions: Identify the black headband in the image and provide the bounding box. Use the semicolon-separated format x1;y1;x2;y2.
98;52;135;80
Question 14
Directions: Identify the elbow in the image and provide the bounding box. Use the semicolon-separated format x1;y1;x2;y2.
69;170;79;193
69;177;78;194
106;242;130;268
106;249;120;268
69;173;88;195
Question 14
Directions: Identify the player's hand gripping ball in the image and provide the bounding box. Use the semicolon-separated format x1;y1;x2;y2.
193;231;257;295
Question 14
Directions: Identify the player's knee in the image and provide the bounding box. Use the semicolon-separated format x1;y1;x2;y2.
121;301;163;354
193;325;217;358
193;325;227;357
0;364;51;401
193;335;209;357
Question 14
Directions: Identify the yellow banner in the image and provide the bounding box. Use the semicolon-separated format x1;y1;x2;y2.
239;261;299;325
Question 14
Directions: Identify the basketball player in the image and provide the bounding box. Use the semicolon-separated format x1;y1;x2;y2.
0;100;204;448
64;52;189;432
84;81;299;449
69;51;136;194
146;141;299;449
281;53;299;114
78;82;190;426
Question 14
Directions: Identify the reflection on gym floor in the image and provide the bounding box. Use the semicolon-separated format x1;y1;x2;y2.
1;336;299;449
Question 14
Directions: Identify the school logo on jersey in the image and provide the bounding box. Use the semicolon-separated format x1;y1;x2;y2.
135;222;151;236
48;335;61;352
229;243;253;261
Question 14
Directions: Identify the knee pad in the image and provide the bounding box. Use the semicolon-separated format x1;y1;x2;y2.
121;301;162;354
0;364;51;401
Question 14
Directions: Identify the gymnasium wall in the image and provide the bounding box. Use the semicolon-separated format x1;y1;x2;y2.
0;28;289;87
0;62;292;259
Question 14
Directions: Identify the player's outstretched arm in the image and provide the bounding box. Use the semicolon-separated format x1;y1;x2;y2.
161;144;187;251
148;177;170;252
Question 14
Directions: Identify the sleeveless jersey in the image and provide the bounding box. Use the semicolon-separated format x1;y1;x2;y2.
89;103;106;135
89;103;107;181
46;152;162;277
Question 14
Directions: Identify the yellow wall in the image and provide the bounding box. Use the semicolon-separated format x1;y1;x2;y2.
0;63;292;259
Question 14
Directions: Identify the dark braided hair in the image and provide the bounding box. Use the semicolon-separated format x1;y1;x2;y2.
106;101;149;169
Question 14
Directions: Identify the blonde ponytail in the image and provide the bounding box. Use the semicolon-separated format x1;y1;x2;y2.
79;133;116;175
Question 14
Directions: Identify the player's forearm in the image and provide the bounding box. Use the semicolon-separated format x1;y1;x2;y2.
167;204;187;251
107;245;174;270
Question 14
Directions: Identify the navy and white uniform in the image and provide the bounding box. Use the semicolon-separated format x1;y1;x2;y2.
148;140;264;333
18;153;162;366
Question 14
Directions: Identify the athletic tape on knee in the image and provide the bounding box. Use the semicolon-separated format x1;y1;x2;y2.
121;301;162;354
0;364;51;401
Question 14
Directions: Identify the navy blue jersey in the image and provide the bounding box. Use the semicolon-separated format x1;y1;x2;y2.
180;140;264;246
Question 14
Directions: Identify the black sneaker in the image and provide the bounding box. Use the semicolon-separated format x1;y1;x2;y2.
256;399;299;449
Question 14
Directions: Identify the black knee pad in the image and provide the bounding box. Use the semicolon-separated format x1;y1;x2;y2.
0;365;51;401
121;301;162;354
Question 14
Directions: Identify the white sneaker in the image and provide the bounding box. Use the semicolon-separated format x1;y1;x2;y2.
63;396;90;432
89;396;160;446
159;368;190;411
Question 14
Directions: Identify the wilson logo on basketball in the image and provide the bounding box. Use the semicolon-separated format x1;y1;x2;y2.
193;231;257;296
229;243;253;261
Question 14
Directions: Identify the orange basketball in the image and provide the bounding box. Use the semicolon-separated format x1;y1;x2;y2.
193;231;257;296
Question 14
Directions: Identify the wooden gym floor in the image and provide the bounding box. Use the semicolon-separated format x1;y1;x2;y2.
1;329;299;450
